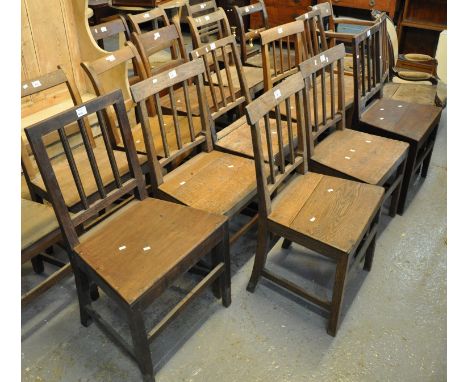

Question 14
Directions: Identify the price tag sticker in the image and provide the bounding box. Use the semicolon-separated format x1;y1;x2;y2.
205;15;210;21
274;89;282;100
305;13;308;19
278;27;283;34
22;84;28;89
32;80;42;88
245;7;249;12
106;55;115;62
143;13;150;18
100;26;107;32
152;78;158;84
320;55;326;63
154;32;160;40
210;42;216;50
200;3;206;8
76;106;87;118
367;30;371;37
169;70;177;79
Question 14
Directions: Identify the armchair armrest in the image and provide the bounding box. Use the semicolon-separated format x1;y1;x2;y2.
333;17;375;26
324;30;355;43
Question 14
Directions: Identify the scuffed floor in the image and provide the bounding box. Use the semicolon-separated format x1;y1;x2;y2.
22;109;446;381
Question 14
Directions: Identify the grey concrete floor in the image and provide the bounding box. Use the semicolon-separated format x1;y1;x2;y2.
22;108;447;381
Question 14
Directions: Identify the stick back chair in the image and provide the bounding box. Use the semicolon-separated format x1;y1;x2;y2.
352;22;442;214
90;15;131;50
299;44;408;217
130;58;259;246
185;0;218;43
25;90;231;382
188;8;264;98
233;1;269;68
244;71;384;336
127;7;170;35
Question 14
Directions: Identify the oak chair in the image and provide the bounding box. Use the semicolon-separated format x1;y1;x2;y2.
299;44;408;217
127;7;170;35
244;72;384;336
187;8;264;98
25;90;231;382
130;58;259;246
352;22;443;214
233;1;269;68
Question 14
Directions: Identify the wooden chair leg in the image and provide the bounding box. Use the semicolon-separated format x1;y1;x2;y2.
282;238;292;249
421;146;434;178
327;254;350;337
31;256;44;274
363;235;377;271
217;226;231;307
70;259;93;327
397;146;417;215
389;161;406;217
246;222;270;293
127;309;154;382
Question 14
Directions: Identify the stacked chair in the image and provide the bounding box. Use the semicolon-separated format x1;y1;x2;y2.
21;3;444;381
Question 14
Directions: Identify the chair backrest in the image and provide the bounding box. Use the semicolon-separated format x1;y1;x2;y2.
260;20;304;90
24;90;147;248
130;59;212;193
245;72;307;217
131;24;188;78
187;8;231;49
299;44;347;156
233;1;269;64
81;42;148;144
186;0;218;18
90;15;131;49
127;7;170;35
352;21;385;120
190;35;251;122
296;8;328;59
309;2;335;32
21;68;95;182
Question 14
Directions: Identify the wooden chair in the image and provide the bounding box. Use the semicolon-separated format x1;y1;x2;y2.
21;198;72;306
351;22;443;215
89;15;131;50
185;0;218;43
127;7;170;35
244;72;384;336
299;44;409;217
187;8;264;98
130;59;259;246
233;1;269;68
24;90;231;382
296;8;354;111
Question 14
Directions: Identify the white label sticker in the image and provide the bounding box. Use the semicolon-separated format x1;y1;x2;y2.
154;32;160;40
305;13;308;19
245;6;249;12
309;217;316;222
320;55;326;63
327;188;334;193
143;246;151;251
100;26;107;32
76;106;87;118
379;108;385;111
205;15;210;20
380;117;385;120
210;42;216;50
94;28;98;33
356;54;360;59
350;149;356;152
168;70;177;79
205;47;209;52
314;59;318;65
179;181;186;185
398;105;403;108
22;84;28;89
367;30;371;37
106;55;115;62
118;245;126;251
31;80;42;88
152;78;158;84
326;57;329;62
143;13;150;18
365;140;372;143
345;156;351;160
278;27;283;34
274;89;282;99
200;3;206;8
227;164;234;168
195;51;200;57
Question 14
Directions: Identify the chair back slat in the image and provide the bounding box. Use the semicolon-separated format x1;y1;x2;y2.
188;8;231;49
245;72;307;215
130;59;212;193
128;8;170;35
90;15;131;47
297;9;328;58
299;44;347;152
260;21;304;90
233;1;269;64
24;90;147;247
352;21;384;119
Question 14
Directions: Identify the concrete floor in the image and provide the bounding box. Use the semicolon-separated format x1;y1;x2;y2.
22;104;446;382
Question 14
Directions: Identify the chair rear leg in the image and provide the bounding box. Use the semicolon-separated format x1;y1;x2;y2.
282;238;292;249
247;222;270;293
327;254;350;337
31;256;44;274
70;256;93;327
363;235;377;271
128;309;154;382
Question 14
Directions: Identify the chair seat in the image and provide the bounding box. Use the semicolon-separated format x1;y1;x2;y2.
360;98;442;143
31;145;147;207
312;129;409;185
21;199;60;250
158;83;231;116
159;151;257;217
211;65;263;94
269;173;384;254
75;198;227;305
131;115;203;155
215;116;298;162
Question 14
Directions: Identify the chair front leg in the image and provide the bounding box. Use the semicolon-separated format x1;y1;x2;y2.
69;254;92;327
327;253;350;337
246;220;270;293
127;308;154;382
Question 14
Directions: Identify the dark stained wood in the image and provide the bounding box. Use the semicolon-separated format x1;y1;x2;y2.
25;89;231;382
244;72;384;336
